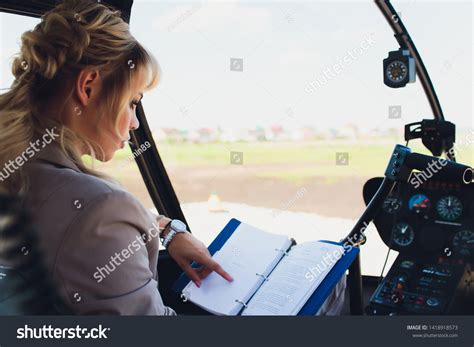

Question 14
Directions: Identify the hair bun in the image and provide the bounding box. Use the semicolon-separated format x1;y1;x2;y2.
16;11;91;80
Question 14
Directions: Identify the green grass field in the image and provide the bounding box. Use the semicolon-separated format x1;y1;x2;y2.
103;139;474;185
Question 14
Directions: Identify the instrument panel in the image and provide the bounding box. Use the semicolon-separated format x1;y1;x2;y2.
365;176;474;315
366;257;469;315
364;176;474;261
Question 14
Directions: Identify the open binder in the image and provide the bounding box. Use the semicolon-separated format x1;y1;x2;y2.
172;218;359;316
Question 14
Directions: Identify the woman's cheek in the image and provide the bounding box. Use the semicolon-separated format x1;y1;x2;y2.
124;110;133;130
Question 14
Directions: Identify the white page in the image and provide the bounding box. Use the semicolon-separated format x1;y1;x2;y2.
181;222;292;315
242;241;344;316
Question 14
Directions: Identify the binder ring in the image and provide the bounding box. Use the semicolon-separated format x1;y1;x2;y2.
256;273;269;281
274;248;289;256
234;299;248;308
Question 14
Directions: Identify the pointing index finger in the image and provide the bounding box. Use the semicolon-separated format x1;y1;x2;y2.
197;254;234;282
209;260;234;282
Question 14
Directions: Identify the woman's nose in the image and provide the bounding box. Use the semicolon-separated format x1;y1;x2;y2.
130;113;140;131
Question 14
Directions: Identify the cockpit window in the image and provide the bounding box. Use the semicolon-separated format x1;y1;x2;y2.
127;1;472;276
1;2;471;276
1;14;40;90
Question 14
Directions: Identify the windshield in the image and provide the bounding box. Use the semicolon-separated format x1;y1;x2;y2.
1;1;472;277
127;1;472;276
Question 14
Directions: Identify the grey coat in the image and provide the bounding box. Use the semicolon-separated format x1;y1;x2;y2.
22;142;176;315
12;141;345;316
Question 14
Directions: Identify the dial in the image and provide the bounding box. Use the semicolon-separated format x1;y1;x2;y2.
452;230;474;257
436;196;463;221
408;194;431;214
392;222;415;247
383;197;403;214
386;60;408;83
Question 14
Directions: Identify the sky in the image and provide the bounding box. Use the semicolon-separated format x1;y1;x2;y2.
1;0;472;132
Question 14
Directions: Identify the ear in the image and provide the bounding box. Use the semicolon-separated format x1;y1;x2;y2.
75;69;101;106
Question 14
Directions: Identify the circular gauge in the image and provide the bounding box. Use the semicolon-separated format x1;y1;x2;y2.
452;230;474;257
436;196;463;221
386;60;408;83
408;194;431;214
392;222;415;247
383;197;403;214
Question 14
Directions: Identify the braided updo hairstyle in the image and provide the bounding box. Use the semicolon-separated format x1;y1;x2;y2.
0;0;159;193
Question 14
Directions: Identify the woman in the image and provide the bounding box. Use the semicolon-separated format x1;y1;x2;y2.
0;0;232;315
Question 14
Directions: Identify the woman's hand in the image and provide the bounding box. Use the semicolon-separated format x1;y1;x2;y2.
167;232;233;287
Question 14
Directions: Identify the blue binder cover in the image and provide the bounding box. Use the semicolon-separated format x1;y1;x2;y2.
172;218;359;316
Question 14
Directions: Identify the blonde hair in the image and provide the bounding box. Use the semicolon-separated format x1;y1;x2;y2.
0;0;159;194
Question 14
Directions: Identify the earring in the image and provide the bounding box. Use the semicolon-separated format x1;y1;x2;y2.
74;106;82;116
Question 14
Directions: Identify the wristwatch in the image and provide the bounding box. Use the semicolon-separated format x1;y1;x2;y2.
161;219;188;248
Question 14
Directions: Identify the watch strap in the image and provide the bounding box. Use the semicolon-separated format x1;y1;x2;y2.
160;219;172;239
162;229;178;248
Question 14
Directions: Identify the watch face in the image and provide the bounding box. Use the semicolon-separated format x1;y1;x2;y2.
171;219;187;232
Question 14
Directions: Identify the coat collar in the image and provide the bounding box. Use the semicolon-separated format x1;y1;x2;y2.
34;140;82;173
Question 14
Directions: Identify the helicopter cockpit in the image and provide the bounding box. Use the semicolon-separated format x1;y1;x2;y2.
0;0;472;320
